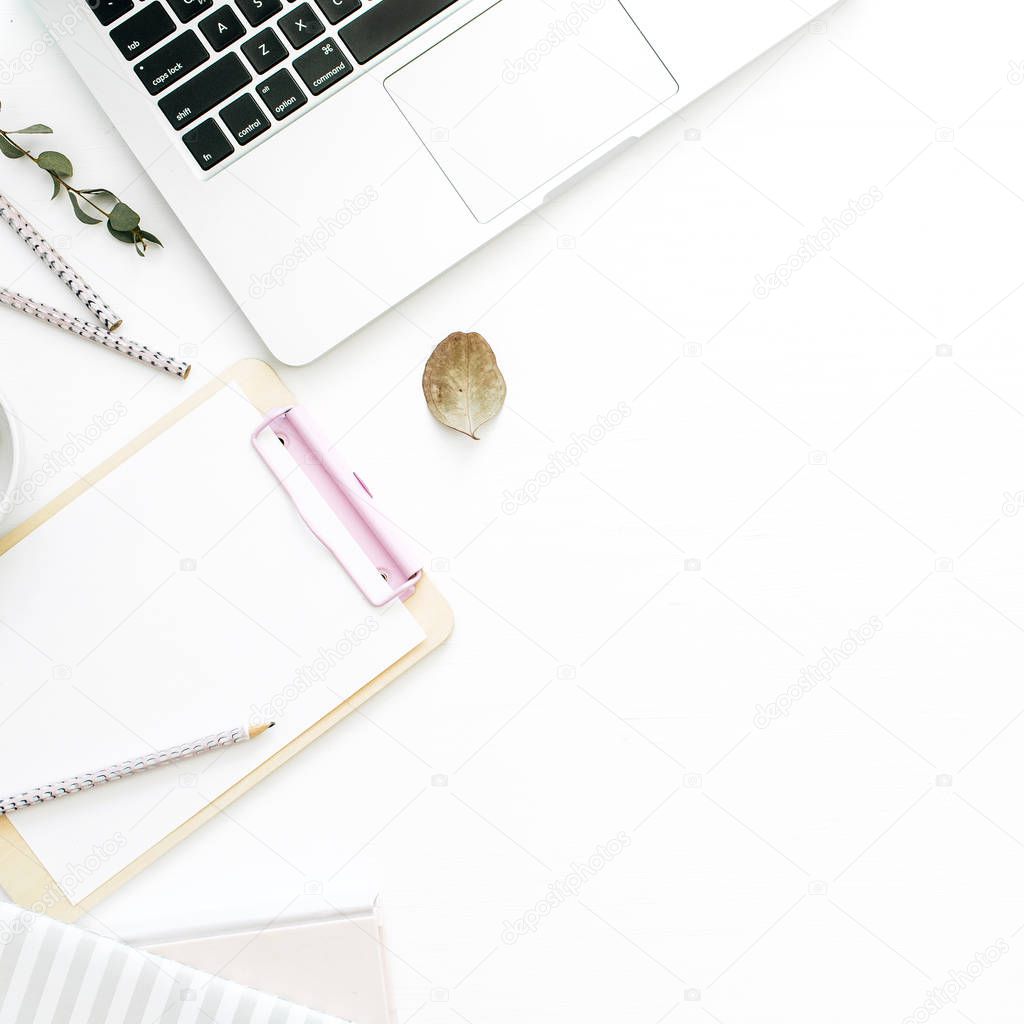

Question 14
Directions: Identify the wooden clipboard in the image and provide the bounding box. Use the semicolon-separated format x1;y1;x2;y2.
0;359;453;922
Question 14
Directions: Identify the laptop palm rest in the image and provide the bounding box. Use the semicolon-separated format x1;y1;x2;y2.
384;0;678;223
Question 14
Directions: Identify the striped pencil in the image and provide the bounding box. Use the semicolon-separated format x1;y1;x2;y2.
0;192;123;332
0;288;190;380
0;723;274;816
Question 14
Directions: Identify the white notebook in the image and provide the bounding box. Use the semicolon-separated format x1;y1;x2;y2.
144;911;391;1024
0;901;349;1023
0;386;425;903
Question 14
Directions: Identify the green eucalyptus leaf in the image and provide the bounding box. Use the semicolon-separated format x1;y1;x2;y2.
37;150;73;177
138;229;162;247
79;188;118;204
0;135;24;159
68;191;101;225
108;202;140;233
11;124;52;134
106;220;136;243
48;171;62;200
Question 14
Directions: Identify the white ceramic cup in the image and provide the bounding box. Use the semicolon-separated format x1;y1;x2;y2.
0;387;22;523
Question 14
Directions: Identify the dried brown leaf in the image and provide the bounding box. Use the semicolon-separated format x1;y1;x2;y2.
422;331;506;440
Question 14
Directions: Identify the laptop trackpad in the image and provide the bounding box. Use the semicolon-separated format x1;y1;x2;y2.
384;0;677;223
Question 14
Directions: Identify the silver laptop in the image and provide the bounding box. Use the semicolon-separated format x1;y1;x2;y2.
34;0;834;364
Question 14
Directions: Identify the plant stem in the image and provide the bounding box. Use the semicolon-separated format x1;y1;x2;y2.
0;127;111;221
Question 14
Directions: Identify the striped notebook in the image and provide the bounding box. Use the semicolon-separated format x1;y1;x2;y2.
0;903;347;1023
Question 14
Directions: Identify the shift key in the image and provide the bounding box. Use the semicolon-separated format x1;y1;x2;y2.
158;52;252;129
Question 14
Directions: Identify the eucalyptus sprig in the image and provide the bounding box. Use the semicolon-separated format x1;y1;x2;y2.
0;104;161;256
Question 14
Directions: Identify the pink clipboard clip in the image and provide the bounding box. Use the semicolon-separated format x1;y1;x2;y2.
252;406;422;607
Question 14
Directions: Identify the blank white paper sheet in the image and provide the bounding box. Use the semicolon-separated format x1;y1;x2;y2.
0;386;425;902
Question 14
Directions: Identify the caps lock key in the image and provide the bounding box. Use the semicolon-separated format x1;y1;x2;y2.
134;29;209;94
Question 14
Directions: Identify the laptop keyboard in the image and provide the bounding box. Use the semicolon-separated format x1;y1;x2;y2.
90;0;461;172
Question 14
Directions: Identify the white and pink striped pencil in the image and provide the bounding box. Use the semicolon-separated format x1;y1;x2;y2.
0;192;123;332
0;722;274;816
0;287;190;379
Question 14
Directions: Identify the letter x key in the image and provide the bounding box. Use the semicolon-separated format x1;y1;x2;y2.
278;2;325;47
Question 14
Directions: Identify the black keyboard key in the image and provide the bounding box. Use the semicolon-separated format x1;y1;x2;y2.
339;0;456;63
182;117;233;169
199;5;245;49
235;0;282;26
278;2;324;46
134;30;209;94
257;68;307;120
293;37;351;94
166;0;214;21
313;0;358;25
158;52;252;129
110;3;174;57
220;93;272;145
89;0;133;24
241;28;288;72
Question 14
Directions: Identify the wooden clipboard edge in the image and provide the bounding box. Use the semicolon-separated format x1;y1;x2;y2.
0;359;453;922
0;362;262;557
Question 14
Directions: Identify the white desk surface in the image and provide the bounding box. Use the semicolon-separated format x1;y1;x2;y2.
3;2;1024;1021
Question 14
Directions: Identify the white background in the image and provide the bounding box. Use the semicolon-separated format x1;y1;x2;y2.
3;1;1024;1022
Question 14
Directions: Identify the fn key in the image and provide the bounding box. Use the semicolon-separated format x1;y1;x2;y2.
183;118;233;169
